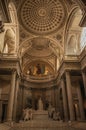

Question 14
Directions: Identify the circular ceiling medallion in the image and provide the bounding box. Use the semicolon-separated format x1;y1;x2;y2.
38;8;47;17
20;0;66;35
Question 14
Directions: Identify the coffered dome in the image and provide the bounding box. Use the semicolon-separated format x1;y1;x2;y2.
19;0;66;35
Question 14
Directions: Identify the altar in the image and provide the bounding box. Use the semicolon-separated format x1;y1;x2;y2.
33;97;48;120
33;110;48;120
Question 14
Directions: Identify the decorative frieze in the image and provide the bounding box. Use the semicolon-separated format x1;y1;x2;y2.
0;58;20;75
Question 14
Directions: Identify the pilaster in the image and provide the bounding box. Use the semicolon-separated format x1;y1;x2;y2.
61;77;69;121
7;69;16;121
65;71;75;121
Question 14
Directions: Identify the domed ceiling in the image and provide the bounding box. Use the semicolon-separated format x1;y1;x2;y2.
19;0;66;35
15;0;67;81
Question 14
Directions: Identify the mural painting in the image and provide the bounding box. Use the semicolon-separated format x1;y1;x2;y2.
27;63;52;76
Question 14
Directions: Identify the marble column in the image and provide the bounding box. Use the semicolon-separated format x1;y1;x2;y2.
13;75;20;121
32;89;35;109
55;88;58;112
82;71;86;96
61;78;69;121
77;81;85;120
74;103;80;120
54;86;56;110
0;86;2;122
50;89;53;107
16;86;23;121
7;70;16;121
65;71;75;121
54;87;58;111
21;86;24;113
0;87;2;99
0;101;2;122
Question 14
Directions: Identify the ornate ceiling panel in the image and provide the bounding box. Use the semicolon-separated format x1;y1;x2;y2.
19;0;66;35
20;37;62;58
26;48;53;57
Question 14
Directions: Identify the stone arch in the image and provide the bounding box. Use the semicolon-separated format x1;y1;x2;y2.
8;2;19;52
64;7;83;55
8;2;18;24
2;2;19;54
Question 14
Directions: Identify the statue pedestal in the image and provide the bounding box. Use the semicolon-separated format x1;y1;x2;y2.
33;110;48;120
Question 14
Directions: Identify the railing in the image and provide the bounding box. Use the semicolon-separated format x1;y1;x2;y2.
63;55;79;61
26;74;55;80
0;53;18;59
23;74;57;83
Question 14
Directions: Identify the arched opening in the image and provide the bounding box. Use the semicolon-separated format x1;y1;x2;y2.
8;3;17;24
65;8;83;55
2;2;19;54
80;27;86;50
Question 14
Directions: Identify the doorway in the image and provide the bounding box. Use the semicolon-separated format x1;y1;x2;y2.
1;103;7;122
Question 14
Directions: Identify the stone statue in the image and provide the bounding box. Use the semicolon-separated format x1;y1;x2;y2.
23;108;33;121
48;104;55;118
38;97;43;110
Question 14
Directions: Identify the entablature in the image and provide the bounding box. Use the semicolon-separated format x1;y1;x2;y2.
20;78;57;89
57;56;81;83
79;47;86;71
0;53;21;75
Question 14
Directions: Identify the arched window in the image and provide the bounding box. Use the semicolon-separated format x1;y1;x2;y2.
80;27;86;50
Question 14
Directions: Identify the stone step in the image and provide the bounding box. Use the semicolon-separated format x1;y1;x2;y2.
9;127;75;130
0;121;85;130
9;126;83;130
15;120;66;127
8;120;84;130
0;124;11;130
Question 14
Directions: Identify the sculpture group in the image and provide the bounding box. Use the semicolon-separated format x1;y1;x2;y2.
22;98;61;121
48;104;61;121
